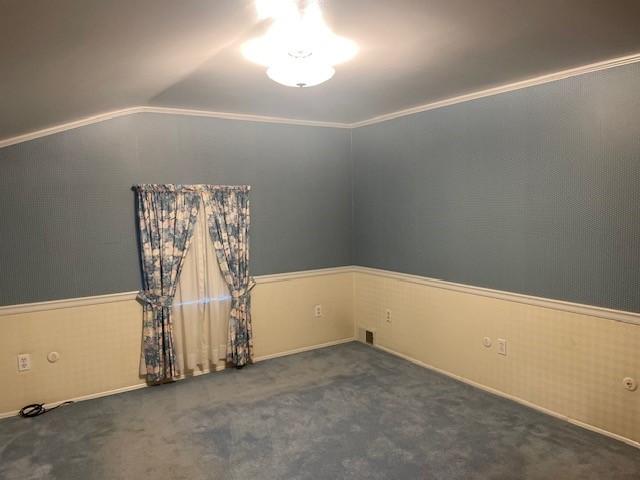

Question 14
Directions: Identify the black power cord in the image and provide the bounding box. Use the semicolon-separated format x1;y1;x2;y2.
19;401;74;418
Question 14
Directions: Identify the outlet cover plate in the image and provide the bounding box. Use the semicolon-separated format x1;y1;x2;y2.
17;353;31;372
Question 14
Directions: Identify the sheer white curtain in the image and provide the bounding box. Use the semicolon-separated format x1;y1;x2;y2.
174;206;231;374
140;205;231;376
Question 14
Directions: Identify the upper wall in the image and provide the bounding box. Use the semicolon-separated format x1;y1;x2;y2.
0;114;352;306
352;62;640;312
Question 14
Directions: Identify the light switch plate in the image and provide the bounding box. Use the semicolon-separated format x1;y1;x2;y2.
497;339;507;356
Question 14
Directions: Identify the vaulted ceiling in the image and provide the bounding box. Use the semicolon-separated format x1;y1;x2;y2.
2;0;640;141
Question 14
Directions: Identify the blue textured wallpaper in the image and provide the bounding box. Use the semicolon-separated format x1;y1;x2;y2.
2;63;639;311
352;63;640;312
0;114;352;305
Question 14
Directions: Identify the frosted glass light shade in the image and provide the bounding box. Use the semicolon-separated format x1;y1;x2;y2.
243;0;357;88
267;59;335;87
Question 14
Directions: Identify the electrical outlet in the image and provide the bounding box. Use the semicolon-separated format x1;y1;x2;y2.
497;338;507;356
314;304;322;317
385;309;392;324
17;353;31;372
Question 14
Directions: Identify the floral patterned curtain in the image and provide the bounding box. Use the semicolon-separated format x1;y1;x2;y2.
134;185;201;383
203;187;255;367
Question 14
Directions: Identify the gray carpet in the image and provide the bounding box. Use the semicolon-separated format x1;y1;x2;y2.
1;342;639;479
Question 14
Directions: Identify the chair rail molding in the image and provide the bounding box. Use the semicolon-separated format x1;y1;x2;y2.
2;266;638;325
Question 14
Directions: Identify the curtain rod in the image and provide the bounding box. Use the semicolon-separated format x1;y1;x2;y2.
132;184;251;192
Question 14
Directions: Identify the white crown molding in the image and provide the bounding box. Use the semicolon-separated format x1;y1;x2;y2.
350;51;640;128
0;107;148;149
0;266;352;316
0;106;350;149
140;106;352;129
353;266;640;326
1;52;639;148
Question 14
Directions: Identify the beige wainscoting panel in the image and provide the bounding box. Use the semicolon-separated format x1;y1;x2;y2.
252;272;355;359
0;270;355;415
0;300;143;415
354;271;640;444
2;266;638;446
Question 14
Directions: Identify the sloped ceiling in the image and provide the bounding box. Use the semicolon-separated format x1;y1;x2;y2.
2;0;640;140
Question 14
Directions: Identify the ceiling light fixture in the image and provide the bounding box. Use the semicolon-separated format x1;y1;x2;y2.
242;0;358;88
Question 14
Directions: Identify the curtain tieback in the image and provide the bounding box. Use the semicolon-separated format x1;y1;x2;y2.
137;291;174;308
231;277;256;300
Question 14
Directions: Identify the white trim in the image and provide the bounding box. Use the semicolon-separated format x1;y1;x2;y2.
0;107;147;149
2;266;638;324
1;52;639;147
372;343;640;450
0;267;353;316
0;106;350;149
353;266;640;326
0;383;148;420
0;365;225;419
139;106;351;129
254;266;353;284
0;291;139;316
0;338;355;420
253;337;355;362
2;336;634;449
350;52;640;128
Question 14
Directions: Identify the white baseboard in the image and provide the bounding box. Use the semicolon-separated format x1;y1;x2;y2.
3;336;636;451
0;337;355;420
371;342;640;450
253;337;355;362
0;383;148;420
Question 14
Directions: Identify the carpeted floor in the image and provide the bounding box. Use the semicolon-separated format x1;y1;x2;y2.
1;342;639;479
